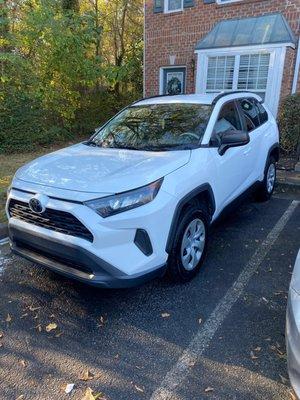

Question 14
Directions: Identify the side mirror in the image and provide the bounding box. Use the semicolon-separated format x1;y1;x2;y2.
218;130;250;156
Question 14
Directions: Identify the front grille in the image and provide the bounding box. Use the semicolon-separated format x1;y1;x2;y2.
9;199;93;242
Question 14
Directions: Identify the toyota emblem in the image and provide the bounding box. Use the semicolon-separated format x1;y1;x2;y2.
29;197;45;214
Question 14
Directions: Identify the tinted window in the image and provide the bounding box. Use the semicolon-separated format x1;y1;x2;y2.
214;101;242;135
90;103;212;151
239;98;260;132
254;99;268;124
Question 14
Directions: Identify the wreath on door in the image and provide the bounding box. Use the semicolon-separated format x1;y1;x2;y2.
167;77;182;95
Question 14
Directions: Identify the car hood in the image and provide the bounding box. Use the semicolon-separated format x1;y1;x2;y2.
15;143;191;195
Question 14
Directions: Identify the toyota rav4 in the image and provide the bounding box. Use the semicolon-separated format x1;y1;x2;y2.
6;92;279;287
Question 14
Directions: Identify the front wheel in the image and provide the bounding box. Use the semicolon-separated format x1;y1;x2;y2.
255;156;276;202
167;204;209;283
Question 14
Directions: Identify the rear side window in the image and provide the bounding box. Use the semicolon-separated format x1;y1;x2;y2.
239;98;260;132
214;101;242;135
253;99;268;124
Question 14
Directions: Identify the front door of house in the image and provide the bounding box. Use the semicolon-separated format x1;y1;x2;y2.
161;67;186;95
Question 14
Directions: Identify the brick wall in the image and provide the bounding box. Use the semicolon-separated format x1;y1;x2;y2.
144;0;300;101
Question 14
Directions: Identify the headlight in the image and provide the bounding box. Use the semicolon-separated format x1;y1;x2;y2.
85;178;163;218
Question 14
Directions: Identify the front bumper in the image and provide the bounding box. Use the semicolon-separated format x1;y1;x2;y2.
286;288;300;398
7;183;175;288
9;226;166;288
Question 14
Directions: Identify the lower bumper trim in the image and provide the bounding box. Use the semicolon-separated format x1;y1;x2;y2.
9;225;166;288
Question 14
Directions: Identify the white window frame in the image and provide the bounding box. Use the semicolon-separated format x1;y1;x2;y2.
164;0;183;13
195;44;292;116
159;66;187;95
216;0;242;4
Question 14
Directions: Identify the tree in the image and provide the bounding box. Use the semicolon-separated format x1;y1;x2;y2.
0;0;144;153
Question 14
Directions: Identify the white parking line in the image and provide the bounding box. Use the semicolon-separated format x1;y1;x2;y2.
150;200;299;400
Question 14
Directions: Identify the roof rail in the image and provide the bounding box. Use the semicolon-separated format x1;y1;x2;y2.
212;90;253;105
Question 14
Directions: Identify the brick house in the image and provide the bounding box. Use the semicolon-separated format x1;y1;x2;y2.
144;0;300;116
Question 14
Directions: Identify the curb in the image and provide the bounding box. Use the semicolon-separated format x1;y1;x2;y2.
0;222;8;240
275;181;300;194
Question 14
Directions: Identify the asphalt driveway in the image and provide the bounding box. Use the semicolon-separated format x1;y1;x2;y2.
0;195;299;400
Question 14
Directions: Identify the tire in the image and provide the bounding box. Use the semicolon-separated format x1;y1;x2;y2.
167;203;209;283
255;156;276;202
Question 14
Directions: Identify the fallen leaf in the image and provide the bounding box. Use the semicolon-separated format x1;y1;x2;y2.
82;388;105;400
134;385;144;393
98;315;107;327
262;297;268;303
279;374;289;384
16;396;24;400
29;305;41;312
290;390;297;400
79;369;94;381
20;314;28;319
19;360;27;368
254;347;261;352
36;324;42;332
204;387;214;393
187;359;196;367
250;351;258;360
55;332;63;338
46;323;57;332
64;383;74;394
161;313;170;318
6;314;12;323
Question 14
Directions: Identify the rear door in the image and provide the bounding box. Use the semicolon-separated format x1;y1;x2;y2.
237;98;270;182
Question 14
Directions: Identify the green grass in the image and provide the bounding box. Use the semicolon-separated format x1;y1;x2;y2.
0;142;77;223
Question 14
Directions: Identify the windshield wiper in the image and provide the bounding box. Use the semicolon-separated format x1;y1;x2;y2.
84;140;99;147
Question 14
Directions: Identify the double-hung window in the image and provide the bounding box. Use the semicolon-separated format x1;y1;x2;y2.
165;0;183;12
205;52;271;100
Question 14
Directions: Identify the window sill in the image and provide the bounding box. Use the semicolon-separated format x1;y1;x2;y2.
163;9;183;14
216;0;268;7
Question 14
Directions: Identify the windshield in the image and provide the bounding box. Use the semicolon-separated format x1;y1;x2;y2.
88;103;212;151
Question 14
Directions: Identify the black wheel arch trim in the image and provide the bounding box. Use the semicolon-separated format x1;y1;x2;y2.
265;143;280;174
165;183;215;254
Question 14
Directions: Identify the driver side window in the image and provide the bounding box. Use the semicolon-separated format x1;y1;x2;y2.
214;101;242;135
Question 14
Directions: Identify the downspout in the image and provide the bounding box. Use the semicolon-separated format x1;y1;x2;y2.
292;36;300;94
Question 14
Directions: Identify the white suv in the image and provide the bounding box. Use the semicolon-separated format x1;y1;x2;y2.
6;92;279;288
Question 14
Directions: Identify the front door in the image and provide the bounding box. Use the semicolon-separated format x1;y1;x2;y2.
210;100;253;213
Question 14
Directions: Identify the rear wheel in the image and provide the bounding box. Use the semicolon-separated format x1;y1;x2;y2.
255;156;276;202
167;203;209;282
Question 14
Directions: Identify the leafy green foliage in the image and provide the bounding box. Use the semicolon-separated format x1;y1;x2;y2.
0;0;143;154
278;94;300;157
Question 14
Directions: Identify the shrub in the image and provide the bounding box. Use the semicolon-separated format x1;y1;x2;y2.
278;93;300;158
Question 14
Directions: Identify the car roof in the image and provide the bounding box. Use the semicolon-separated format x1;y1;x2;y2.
133;92;262;107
